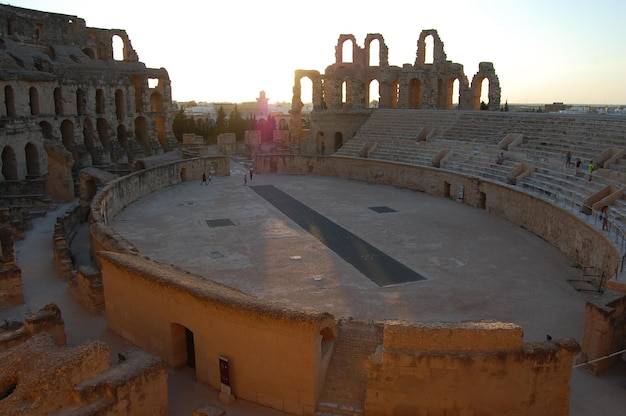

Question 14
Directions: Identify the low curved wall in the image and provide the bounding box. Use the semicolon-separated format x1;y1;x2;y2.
254;154;621;282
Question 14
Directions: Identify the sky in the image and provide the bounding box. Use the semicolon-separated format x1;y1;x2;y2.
5;0;626;105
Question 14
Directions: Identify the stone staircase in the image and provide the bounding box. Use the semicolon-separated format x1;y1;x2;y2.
316;320;383;416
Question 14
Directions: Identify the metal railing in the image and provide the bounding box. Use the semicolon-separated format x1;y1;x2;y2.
520;182;626;276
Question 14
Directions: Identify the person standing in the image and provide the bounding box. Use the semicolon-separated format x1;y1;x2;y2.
575;158;581;176
565;151;572;168
249;168;253;180
201;172;208;185
588;160;595;181
601;206;609;231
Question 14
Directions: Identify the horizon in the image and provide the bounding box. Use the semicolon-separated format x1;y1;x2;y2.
6;1;626;106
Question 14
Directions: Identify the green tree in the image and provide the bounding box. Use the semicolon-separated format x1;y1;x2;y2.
215;105;227;137
172;108;186;141
228;105;245;141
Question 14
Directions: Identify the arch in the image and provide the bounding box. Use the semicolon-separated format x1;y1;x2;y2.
368;39;380;66
415;29;447;66
4;85;15;117
319;326;336;363
25;142;40;177
365;33;388;67
341;81;347;107
150;92;164;112
112;34;124;61
117;124;133;162
409;78;422;109
83;118;97;164
367;79;380;108
54;87;63;115
76;88;86;115
470;62;501;111
316;131;325;155
29;87;40;115
335;34;356;64
115;89;125;120
449;78;460;109
61;119;79;168
334;132;344;152
156;115;168;151
82;48;95;59
131;76;144;112
39;121;53;140
1;146;18;180
424;34;434;64
170;323;196;369
391;79;399;109
95;89;105;114
134;117;151;155
97;118;111;150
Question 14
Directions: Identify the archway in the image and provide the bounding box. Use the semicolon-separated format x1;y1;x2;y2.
83;118;97;165
409;78;422;109
134;117;151;155
25;143;40;177
334;132;344;152
61;119;79;168
156;116;168;152
170;323;196;369
115;89;125;120
29;87;39;115
4;85;15;117
150;92;164;112
1;146;18;180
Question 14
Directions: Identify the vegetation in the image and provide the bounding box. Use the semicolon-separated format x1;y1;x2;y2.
172;105;277;144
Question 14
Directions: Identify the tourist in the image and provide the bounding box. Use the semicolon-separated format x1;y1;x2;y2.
565;151;572;168
575;158;581;176
588;160;595;181
249;168;253;180
601;206;609;231
496;152;505;165
201;172;207;185
244;173;247;186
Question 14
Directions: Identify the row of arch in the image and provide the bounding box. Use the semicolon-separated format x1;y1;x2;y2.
1;143;39;180
3;83;165;119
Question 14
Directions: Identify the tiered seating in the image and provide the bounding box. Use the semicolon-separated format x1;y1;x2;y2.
332;109;626;233
0;179;57;238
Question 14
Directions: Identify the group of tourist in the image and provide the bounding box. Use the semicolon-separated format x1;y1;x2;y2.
566;151;595;181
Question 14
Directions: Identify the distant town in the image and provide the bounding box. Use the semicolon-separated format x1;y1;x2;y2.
174;100;626;121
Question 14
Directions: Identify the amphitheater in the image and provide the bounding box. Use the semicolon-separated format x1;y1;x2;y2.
1;4;626;416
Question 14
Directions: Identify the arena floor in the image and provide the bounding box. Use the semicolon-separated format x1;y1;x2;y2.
5;160;625;415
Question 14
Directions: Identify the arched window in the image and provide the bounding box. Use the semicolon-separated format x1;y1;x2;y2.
134;117;151;155
115;89;125;120
341;40;353;63
409;78;422;109
54;87;63;115
424;35;434;64
369;39;380;66
150;92;164;112
1;146;18;180
368;79;380;108
76;88;86;115
25;143;40;177
4;86;15;117
95;89;105;114
112;34;124;61
29;87;40;115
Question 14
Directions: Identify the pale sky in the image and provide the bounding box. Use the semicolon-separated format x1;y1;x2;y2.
5;0;626;105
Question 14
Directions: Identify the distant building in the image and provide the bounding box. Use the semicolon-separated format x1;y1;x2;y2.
544;102;571;113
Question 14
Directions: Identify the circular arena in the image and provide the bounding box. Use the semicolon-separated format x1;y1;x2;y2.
90;152;626;416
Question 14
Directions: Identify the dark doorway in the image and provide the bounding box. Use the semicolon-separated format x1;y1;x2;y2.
185;328;196;368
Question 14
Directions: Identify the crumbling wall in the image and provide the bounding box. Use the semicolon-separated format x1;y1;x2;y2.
0;225;22;306
578;292;626;374
0;303;66;352
365;322;580;416
0;333;168;416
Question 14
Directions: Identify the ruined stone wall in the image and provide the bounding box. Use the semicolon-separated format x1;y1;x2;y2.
0;303;66;352
0;333;168;415
97;251;335;416
579;293;626;374
292;30;501;143
0;4;175;199
365;322;580;416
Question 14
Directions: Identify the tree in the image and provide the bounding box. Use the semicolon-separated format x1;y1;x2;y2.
228;105;245;141
215;105;227;137
480;101;489;111
172;108;186;141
